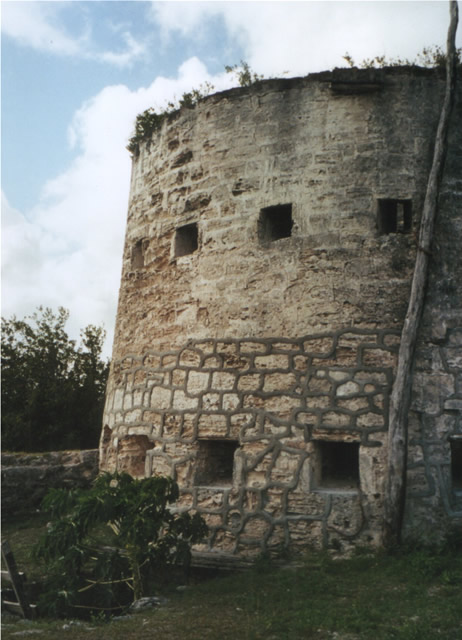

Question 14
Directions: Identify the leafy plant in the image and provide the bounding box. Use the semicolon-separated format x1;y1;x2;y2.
126;108;166;155
33;472;207;617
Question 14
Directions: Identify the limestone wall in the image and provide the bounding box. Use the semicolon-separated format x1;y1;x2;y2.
111;68;435;359
102;67;462;556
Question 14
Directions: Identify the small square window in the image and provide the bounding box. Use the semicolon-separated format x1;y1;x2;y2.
259;204;293;243
175;222;198;257
377;199;412;234
195;439;239;486
312;440;359;490
450;438;462;493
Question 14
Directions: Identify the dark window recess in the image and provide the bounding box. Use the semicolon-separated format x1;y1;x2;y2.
450;438;462;492
175;222;198;257
314;441;360;490
195;440;239;486
259;204;293;243
131;239;146;268
377;199;412;234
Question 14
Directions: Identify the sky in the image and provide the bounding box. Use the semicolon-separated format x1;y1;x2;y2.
1;0;460;358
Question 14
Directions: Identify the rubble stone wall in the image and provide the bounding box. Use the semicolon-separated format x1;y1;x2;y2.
102;329;397;554
1;450;99;516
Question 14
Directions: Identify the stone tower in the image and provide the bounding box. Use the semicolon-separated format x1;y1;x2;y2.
101;67;462;560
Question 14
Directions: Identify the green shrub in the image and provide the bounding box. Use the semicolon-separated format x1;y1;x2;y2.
34;472;208;617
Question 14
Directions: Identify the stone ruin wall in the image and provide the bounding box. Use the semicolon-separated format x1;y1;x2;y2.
101;67;462;558
1;450;99;516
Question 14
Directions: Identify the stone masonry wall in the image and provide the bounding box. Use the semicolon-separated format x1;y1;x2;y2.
405;328;462;540
102;67;462;556
110;68;438;360
102;328;397;555
402;82;462;540
402;86;462;542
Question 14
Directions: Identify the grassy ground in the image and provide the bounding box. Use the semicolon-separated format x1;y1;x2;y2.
2;513;461;640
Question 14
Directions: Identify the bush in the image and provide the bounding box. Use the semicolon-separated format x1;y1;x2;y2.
34;472;208;617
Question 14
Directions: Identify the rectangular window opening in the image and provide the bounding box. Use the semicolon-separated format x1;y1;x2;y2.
377;199;412;235
450;438;462;493
195;439;239;486
259;204;293;243
313;440;359;490
117;435;153;479
175;222;198;257
131;239;146;268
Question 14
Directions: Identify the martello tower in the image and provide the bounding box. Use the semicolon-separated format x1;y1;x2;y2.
101;67;462;560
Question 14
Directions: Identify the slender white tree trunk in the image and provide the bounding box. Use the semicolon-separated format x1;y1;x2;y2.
382;1;459;547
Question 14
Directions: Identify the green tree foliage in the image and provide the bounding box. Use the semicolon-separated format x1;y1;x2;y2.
34;472;208;617
1;307;109;452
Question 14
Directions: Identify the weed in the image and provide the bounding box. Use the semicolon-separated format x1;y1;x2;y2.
126;61;264;155
224;60;264;86
343;44;462;69
126;82;215;155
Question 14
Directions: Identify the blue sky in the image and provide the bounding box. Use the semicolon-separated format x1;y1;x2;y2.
2;2;241;212
2;1;459;357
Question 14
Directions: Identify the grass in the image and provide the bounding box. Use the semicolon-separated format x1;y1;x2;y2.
2;513;462;640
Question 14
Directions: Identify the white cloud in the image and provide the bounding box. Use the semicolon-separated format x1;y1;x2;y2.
1;192;45;310
4;1;459;358
1;1;84;56
98;31;146;67
1;58;233;357
150;1;226;41
150;1;458;76
1;1;146;68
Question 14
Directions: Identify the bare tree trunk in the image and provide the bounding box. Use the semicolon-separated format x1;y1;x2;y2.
382;1;459;548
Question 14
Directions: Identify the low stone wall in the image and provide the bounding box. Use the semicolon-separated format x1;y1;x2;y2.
1;450;99;517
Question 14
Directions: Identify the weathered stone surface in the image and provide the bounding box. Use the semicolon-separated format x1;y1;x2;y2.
101;68;462;558
187;371;210;395
336;381;360;397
